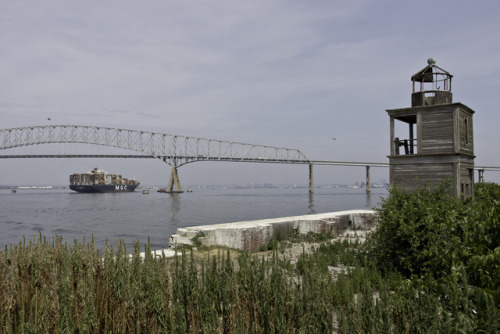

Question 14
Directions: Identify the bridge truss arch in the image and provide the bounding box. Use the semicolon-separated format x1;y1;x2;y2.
0;125;310;167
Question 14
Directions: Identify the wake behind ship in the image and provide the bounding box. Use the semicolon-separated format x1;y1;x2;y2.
69;168;139;193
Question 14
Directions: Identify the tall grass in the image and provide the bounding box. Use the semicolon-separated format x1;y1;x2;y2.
1;234;498;333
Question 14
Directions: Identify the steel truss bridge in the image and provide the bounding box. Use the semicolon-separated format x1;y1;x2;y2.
0;125;311;192
0;125;309;165
2;125;498;193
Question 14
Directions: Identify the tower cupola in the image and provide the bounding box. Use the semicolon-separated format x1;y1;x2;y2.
411;58;453;107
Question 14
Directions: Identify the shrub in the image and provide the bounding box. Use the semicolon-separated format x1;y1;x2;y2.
467;183;500;302
474;182;500;202
363;182;470;281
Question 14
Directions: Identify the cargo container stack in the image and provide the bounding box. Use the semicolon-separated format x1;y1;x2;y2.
69;167;140;193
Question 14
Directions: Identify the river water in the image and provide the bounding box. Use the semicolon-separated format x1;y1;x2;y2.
0;186;387;251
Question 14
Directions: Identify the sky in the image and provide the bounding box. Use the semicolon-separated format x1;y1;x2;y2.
1;0;500;186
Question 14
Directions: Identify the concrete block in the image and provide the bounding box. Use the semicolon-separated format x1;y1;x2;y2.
168;209;375;251
185;230;202;238
169;234;193;247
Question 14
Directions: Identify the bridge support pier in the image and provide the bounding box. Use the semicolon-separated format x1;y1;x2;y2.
478;169;484;183
366;166;371;193
166;167;184;193
309;164;314;193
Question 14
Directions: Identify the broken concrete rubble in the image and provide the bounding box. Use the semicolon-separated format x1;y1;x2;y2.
168;210;376;252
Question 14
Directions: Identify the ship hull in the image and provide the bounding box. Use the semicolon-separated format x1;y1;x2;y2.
70;184;139;193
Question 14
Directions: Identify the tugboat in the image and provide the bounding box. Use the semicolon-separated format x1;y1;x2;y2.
69;168;139;193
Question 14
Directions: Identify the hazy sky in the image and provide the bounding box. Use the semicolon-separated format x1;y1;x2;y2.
1;0;500;186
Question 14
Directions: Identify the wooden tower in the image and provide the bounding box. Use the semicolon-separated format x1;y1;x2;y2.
386;58;475;197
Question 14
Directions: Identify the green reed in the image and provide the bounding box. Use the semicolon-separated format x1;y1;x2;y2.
0;233;498;333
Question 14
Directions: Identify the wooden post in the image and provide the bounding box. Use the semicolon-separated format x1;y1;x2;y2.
409;123;414;154
167;167;183;193
366;165;371;193
309;163;314;193
390;117;395;156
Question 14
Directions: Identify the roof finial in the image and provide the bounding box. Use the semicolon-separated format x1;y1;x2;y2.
427;57;436;66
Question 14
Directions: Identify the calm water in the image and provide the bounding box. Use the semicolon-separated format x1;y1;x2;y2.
0;187;387;251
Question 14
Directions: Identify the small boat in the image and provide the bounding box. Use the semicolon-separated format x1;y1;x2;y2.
69;168;139;193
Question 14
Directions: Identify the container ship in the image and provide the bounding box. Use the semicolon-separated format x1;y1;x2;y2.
69;168;140;193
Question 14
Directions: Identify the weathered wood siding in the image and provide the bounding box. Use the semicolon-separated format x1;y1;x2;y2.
391;163;454;191
458;109;474;155
460;164;473;182
387;103;475;198
459;163;474;197
420;110;454;154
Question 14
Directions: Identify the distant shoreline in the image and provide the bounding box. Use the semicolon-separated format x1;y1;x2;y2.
1;183;388;190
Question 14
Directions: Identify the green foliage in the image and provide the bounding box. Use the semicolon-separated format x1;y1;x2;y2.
467;182;500;303
361;181;500;331
259;229;336;252
474;181;500;202
190;232;205;247
364;182;470;280
365;181;500;290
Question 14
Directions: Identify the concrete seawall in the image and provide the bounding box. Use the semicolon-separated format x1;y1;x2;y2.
169;210;376;251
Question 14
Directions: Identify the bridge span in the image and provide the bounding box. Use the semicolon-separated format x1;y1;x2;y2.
1;125;311;192
1;125;498;192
